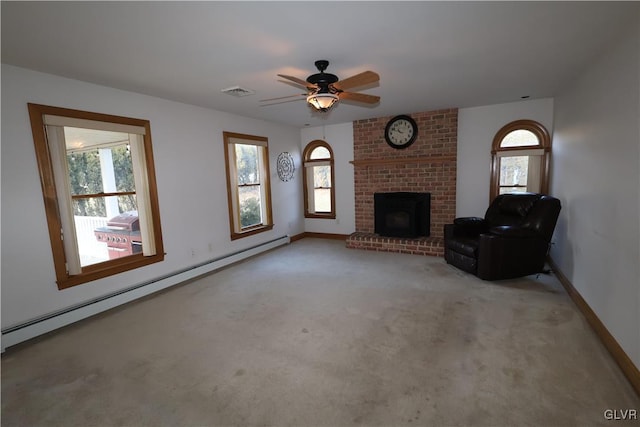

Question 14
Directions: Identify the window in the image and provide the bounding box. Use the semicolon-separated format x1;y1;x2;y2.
302;140;336;219
490;119;551;200
28;103;164;289
223;132;273;240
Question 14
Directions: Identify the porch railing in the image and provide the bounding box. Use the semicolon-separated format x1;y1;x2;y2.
74;215;109;264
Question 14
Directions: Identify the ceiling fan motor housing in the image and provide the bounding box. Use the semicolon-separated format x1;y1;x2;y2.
307;72;339;86
307;59;339;92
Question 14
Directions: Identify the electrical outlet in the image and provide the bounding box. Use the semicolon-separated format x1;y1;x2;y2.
208;243;213;252
191;248;196;257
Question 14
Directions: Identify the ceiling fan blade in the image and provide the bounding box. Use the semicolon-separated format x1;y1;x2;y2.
333;71;379;91
260;94;306;102
339;91;380;104
277;74;317;89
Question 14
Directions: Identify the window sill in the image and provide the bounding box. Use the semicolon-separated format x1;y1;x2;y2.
230;224;274;241
305;213;337;219
57;253;165;290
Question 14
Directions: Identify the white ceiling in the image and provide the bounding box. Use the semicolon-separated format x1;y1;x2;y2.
2;1;638;128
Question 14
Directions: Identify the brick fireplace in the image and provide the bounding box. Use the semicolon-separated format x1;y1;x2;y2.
346;108;457;256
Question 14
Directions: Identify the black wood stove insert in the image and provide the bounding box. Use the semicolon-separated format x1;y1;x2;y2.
374;192;431;238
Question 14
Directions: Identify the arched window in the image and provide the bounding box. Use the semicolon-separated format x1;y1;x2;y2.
490;119;551;201
302;140;336;219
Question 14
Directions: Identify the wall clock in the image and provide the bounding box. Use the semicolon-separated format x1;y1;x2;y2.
384;115;418;149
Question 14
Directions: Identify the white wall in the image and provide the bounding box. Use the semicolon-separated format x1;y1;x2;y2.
551;17;640;367
457;98;555;217
299;102;557;232
300;123;356;235
1;64;304;329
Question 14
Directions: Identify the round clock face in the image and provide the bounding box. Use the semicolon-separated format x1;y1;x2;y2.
384;115;418;149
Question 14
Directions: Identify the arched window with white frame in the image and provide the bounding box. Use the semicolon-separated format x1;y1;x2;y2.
490;120;551;201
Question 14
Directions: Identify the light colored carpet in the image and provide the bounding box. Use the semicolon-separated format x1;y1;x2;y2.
2;238;638;426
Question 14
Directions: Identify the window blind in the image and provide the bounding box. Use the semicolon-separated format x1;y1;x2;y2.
129;134;156;256
46;125;82;275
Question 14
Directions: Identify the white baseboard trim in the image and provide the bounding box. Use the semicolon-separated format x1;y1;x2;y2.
1;235;290;352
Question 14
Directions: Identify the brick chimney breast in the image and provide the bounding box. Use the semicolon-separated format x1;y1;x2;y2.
348;109;458;256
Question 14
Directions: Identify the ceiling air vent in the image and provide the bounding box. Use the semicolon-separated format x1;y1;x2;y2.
221;86;255;97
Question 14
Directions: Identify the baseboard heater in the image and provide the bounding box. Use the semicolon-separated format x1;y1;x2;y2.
1;235;290;352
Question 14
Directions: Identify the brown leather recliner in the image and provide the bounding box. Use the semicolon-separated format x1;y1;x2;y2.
444;193;561;280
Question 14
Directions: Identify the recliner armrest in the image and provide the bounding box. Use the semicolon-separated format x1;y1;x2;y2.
452;217;489;236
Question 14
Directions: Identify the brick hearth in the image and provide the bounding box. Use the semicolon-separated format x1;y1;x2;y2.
346;108;457;257
346;232;444;256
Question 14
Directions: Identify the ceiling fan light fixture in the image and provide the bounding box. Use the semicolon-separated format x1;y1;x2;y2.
307;92;339;112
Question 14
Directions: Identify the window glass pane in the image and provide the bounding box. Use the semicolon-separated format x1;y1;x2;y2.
115;194;138;216
500;130;539;148
74;196;140;267
112;145;135;192
64;127;130;195
236;144;260;185
499;156;529;186
238;185;262;228
72;185;137;219
310;146;330;159
67;150;103;196
73;193;106;217
312;165;331;213
66;143;135;196
313;165;331;188
64;127;129;151
75;203;109;266
66;128;141;267
314;188;332;212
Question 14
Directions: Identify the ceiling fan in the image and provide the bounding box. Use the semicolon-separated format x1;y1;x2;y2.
261;60;380;112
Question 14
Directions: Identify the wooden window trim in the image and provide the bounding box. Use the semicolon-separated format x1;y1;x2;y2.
490;119;551;201
28;103;164;290
223;131;274;241
302;140;336;219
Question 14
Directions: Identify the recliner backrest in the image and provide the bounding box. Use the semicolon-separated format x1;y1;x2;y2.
520;195;561;241
484;193;561;241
